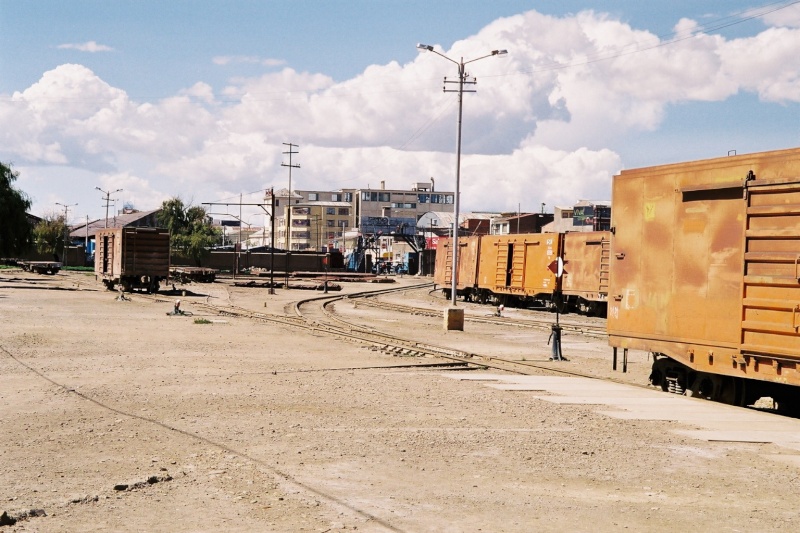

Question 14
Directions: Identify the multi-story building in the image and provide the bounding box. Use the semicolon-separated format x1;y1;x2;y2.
489;212;554;235
354;181;453;235
543;200;611;233
261;192;352;251
263;180;454;252
285;201;352;251
263;188;355;250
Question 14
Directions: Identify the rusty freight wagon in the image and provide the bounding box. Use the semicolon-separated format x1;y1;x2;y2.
561;231;611;315
475;233;560;306
95;227;170;293
434;236;481;300
608;147;800;408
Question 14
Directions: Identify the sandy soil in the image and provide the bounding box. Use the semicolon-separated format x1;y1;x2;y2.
2;270;799;532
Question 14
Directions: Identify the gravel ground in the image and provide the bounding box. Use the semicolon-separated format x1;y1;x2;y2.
2;270;800;532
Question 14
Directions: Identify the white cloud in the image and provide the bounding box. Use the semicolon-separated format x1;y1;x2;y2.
57;41;114;53
761;4;800;28
212;55;286;67
4;8;800;219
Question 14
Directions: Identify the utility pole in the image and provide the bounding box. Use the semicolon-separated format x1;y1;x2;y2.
281;143;299;251
55;202;77;266
416;44;506;318
268;188;275;294
96;187;122;228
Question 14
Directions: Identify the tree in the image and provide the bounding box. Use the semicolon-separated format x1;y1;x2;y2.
157;197;219;266
157;197;188;236
33;213;67;260
0;162;33;257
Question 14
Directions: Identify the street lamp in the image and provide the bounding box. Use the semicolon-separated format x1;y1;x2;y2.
416;43;507;308
96;187;123;228
55;202;78;266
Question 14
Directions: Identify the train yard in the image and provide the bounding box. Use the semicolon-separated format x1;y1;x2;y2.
3;269;800;531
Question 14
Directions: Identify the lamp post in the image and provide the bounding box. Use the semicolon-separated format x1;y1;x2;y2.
55;202;78;266
96;187;122;228
416;43;507;308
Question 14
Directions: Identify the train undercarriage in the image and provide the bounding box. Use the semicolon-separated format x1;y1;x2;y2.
441;287;607;316
649;354;798;414
102;275;163;294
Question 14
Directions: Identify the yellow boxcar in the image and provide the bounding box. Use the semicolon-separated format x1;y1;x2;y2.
476;233;560;305
433;236;481;300
608;147;800;405
561;231;611;315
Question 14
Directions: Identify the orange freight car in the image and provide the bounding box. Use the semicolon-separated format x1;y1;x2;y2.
433;235;481;300
475;233;560;306
433;231;611;312
608;147;800;407
561;231;611;315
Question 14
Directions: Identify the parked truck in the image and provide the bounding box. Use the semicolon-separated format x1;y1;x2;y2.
95;227;170;293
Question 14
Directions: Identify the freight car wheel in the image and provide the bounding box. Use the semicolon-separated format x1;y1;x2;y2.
686;374;714;400
713;376;746;406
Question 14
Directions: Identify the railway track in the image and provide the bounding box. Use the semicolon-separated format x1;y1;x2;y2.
147;282;626;385
351;294;608;339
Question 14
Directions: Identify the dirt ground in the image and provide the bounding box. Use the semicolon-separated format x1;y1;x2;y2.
2;270;800;532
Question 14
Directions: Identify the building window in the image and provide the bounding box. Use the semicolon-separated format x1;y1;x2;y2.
561;210;573;219
326;220;335;227
292;219;310;226
293;207;310;215
344;192;352;202
418;194;429;203
326;207;336;215
338;208;349;215
361;191;391;202
308;193;318;201
391;202;416;209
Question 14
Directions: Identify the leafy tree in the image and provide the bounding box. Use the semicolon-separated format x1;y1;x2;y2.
157;197;188;236
157;197;219;266
33;213;67;260
0;162;33;256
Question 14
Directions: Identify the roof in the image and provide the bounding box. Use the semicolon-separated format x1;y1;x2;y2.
463;212;501;220
575;199;611;207
69;209;160;239
492;212;550;223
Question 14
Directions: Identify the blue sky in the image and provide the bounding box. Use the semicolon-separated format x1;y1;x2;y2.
1;1;799;222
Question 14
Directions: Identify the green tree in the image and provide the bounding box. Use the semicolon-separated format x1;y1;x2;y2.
33;213;67;260
0;162;33;256
157;197;219;266
157;197;188;235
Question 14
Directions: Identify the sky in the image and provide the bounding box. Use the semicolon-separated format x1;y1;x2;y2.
2;0;800;225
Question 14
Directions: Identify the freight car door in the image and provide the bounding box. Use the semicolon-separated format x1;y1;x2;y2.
741;177;800;359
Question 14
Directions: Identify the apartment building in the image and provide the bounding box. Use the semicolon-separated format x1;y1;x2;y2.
263;180;454;251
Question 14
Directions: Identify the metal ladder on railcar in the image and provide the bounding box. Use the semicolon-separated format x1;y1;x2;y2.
740;176;800;363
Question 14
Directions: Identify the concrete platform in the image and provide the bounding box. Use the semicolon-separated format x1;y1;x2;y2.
443;372;800;466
